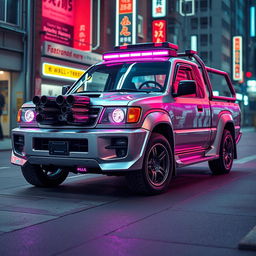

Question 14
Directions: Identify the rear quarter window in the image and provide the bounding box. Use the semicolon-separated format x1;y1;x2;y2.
207;69;234;98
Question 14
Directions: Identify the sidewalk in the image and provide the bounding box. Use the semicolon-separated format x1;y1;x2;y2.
0;138;11;151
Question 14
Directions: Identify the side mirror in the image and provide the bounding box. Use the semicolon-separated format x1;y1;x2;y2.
62;85;71;95
173;80;196;97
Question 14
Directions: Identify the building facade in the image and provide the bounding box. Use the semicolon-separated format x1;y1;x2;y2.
1;0;255;136
0;0;33;137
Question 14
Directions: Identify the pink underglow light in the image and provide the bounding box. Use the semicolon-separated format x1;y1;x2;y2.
77;167;87;172
103;50;170;60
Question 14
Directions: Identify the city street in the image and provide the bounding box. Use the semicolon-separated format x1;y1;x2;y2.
0;1;255;255
0;128;255;256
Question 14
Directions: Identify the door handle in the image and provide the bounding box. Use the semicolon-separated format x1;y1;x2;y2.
197;105;203;112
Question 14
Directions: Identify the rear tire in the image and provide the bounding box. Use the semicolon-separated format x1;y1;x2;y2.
21;163;69;187
126;133;174;195
208;129;235;175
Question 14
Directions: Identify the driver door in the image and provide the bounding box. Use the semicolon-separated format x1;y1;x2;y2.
171;63;211;154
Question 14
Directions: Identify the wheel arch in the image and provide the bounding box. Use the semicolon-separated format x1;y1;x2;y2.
142;111;176;175
206;113;237;159
151;123;174;151
224;121;237;159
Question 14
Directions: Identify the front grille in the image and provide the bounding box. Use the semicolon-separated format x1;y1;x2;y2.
33;138;88;152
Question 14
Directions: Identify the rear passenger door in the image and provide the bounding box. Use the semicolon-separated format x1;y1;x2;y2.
171;63;211;153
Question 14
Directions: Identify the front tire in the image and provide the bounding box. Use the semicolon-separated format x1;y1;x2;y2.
21;163;69;187
126;133;174;195
208;129;235;175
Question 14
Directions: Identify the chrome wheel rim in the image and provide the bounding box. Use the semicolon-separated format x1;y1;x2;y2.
146;143;170;187
223;134;234;169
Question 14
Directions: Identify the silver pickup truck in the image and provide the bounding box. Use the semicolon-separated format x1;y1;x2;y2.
11;42;242;194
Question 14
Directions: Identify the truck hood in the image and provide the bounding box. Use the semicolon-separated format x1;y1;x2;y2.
87;92;161;106
22;92;162;108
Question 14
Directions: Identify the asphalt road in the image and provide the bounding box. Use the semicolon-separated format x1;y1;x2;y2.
0;129;256;256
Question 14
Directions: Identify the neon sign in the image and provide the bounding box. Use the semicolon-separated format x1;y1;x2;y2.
42;63;84;81
116;0;136;45
42;0;92;51
232;36;243;81
152;0;166;18
152;20;166;43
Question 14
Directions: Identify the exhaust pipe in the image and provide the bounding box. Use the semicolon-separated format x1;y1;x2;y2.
40;95;57;107
37;107;61;114
33;96;41;106
58;114;67;122
61;106;71;114
66;113;89;123
61;106;89;114
66;95;90;106
56;95;66;106
36;113;58;123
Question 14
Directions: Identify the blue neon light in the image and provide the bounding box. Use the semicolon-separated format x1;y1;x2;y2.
251;7;255;37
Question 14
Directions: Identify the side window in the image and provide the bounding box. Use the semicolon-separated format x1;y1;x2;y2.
173;65;197;97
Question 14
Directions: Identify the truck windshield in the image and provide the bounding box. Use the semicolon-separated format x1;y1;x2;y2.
71;61;170;93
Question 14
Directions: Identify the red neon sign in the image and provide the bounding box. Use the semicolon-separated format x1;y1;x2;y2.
152;20;166;43
42;0;92;51
119;0;133;14
74;0;92;51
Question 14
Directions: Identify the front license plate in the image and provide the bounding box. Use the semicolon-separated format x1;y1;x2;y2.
49;141;69;155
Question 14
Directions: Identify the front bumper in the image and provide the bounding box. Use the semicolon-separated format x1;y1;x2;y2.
11;127;150;172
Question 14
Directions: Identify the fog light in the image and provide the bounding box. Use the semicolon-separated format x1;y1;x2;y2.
105;137;128;158
116;148;127;158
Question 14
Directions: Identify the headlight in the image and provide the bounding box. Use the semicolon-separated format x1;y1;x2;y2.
24;109;35;123
99;107;141;125
17;108;37;127
112;108;125;123
100;107;127;124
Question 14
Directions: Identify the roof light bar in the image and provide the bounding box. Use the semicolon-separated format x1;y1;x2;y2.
114;42;178;51
103;49;174;61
